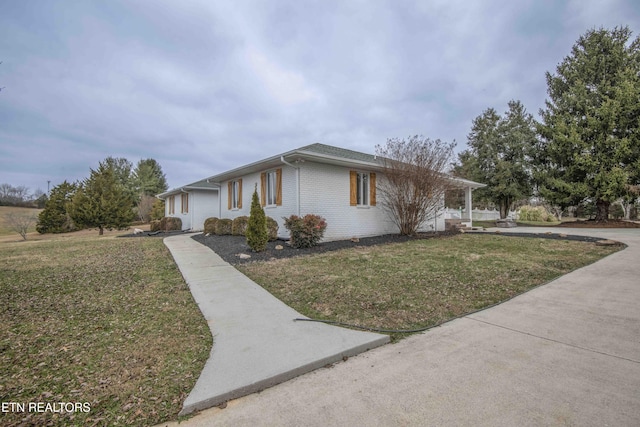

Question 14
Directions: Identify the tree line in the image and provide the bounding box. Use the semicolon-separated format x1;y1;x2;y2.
452;26;640;221
0;184;47;207
37;157;168;235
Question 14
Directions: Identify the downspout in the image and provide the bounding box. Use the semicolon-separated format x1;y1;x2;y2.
280;156;300;216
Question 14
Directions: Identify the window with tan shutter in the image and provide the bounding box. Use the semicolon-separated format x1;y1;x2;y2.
350;171;376;206
228;179;243;209
168;195;175;214
262;169;282;206
181;193;189;213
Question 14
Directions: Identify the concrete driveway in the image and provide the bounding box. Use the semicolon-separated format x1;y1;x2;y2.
160;228;640;427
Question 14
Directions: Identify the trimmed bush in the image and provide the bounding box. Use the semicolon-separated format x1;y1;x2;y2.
150;217;182;232
246;187;269;252
283;214;327;249
204;217;218;235
150;219;161;232
232;216;249;236
164;217;182;231
215;218;233;235
266;216;279;241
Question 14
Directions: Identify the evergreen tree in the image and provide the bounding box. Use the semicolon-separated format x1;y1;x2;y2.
536;26;640;221
455;100;536;218
246;185;268;252
36;181;78;233
102;156;136;200
150;198;165;221
68;162;135;235
133;158;169;196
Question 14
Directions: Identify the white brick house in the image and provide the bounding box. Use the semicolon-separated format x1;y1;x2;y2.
157;143;484;241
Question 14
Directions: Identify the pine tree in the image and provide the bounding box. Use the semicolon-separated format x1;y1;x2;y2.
536;26;640;221
36;181;78;233
68;162;135;235
133;159;169;196
246;185;268;252
455;100;536;218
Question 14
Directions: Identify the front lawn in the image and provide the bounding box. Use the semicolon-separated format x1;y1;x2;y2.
238;234;621;339
0;236;211;426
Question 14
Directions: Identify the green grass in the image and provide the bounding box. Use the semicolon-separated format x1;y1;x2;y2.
239;234;621;340
0;237;212;426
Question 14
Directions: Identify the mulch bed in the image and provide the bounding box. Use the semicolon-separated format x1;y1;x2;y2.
191;232;457;265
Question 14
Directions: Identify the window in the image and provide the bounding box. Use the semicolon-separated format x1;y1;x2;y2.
357;172;369;205
228;179;242;210
168;195;175;214
181;193;189;213
260;169;282;207
267;171;277;206
350;171;376;206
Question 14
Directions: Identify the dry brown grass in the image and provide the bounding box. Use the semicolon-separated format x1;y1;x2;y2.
239;234;621;340
0;229;210;426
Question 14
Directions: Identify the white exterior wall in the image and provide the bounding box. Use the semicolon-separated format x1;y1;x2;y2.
165;194;189;229
190;190;219;231
164;191;218;230
219;167;297;238
298;162;398;241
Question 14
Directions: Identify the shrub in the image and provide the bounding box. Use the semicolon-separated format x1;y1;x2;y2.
215;218;233;235
150;219;161;232
163;217;182;231
246;187;268;252
204;217;218;235
518;205;549;222
266;216;279;241
232;216;249;236
283;214;327;249
150;217;182;232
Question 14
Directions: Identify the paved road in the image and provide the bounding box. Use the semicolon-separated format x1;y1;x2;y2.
160;228;640;427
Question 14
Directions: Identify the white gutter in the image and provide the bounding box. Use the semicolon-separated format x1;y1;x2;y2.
281;156;301;216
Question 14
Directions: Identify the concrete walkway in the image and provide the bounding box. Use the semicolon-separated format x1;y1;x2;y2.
162;234;389;416
160;228;640;426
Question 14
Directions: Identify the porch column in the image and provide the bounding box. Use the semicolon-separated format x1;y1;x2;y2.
463;186;473;222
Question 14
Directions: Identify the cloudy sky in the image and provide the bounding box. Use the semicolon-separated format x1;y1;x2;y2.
1;1;639;194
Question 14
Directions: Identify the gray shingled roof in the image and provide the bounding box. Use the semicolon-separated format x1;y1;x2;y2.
298;143;378;163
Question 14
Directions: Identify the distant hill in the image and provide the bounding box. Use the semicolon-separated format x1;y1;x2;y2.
0;206;42;236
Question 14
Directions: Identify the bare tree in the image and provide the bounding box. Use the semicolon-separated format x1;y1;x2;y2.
376;136;455;236
136;194;156;223
6;213;38;240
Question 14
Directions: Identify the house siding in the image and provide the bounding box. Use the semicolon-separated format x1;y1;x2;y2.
165;193;191;229
190;190;220;231
220;167;297;239
165;190;219;231
299;162;398;241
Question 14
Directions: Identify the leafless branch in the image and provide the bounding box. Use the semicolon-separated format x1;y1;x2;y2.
376;136;455;235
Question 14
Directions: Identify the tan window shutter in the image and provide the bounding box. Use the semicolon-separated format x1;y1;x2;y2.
370;172;376;206
349;171;357;206
260;172;266;207
227;182;232;210
276;168;282;206
237;179;243;209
